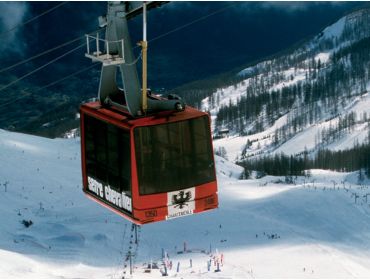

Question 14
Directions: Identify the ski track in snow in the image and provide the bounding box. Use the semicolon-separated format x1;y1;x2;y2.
2;129;370;278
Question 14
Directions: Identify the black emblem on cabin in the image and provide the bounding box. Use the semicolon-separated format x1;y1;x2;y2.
172;191;192;209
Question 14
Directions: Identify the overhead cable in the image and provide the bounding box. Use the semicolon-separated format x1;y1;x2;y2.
0;3;238;102
0;43;86;93
0;28;104;74
0;63;99;109
149;3;238;43
0;2;68;38
34;62;99;92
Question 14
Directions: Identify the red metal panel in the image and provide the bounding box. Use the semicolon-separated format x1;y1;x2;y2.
80;104;131;129
80;111;88;191
129;125;139;212
85;193;143;225
80;102;218;224
195;181;218;198
86;192;218;225
127;107;207;128
194;193;218;213
82;101;208;127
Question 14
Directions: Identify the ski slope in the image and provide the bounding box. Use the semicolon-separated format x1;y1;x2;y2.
207;10;370;162
2;129;370;278
213;91;370;162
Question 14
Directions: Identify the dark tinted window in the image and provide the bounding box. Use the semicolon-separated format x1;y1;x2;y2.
84;114;131;194
134;116;215;195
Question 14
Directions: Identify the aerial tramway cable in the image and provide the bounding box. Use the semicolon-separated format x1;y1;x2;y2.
0;63;100;110
0;38;82;74
0;2;68;38
147;2;238;44
35;63;100;92
0;3;237;105
0;28;104;74
0;43;86;93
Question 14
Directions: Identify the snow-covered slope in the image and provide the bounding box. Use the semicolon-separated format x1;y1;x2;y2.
2;130;370;278
213;92;370;161
205;8;370;162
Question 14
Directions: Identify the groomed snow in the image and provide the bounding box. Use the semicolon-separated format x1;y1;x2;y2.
2;130;370;278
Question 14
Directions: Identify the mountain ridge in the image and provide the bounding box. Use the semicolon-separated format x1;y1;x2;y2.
171;5;370;108
206;6;370;175
0;2;361;138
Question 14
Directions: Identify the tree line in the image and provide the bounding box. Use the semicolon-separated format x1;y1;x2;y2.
238;142;370;178
212;10;370;140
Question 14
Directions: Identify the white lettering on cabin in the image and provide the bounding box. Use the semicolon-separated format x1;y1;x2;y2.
104;185;132;213
87;177;132;212
166;209;193;220
88;177;104;198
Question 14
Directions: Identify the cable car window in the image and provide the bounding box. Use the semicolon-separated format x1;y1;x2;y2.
120;132;131;193
84;115;131;195
134;116;215;195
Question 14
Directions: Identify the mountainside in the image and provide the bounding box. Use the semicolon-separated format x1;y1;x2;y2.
0;2;361;138
201;8;370;171
5;5;370;279
2;129;370;278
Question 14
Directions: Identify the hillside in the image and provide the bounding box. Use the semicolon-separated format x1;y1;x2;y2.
2;130;370;278
0;2;360;138
4;4;370;279
200;8;370;169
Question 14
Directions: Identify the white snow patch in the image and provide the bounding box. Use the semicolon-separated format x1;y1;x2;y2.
321;16;346;40
238;66;255;77
315;52;330;64
214;114;288;161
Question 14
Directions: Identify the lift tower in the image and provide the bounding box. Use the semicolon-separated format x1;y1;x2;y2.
85;1;185;117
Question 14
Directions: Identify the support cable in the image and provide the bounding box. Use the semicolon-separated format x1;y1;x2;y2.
0;28;104;74
0;3;238;104
0;37;81;74
0;91;32;109
125;51;142;66
34;62;99;92
0;43;86;93
0;2;68;38
0;63;99;109
148;2;238;44
0;3;237;92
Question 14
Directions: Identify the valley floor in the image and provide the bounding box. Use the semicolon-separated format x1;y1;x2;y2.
1;129;370;278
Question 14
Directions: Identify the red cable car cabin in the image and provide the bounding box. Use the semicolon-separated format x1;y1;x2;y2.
80;101;218;224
